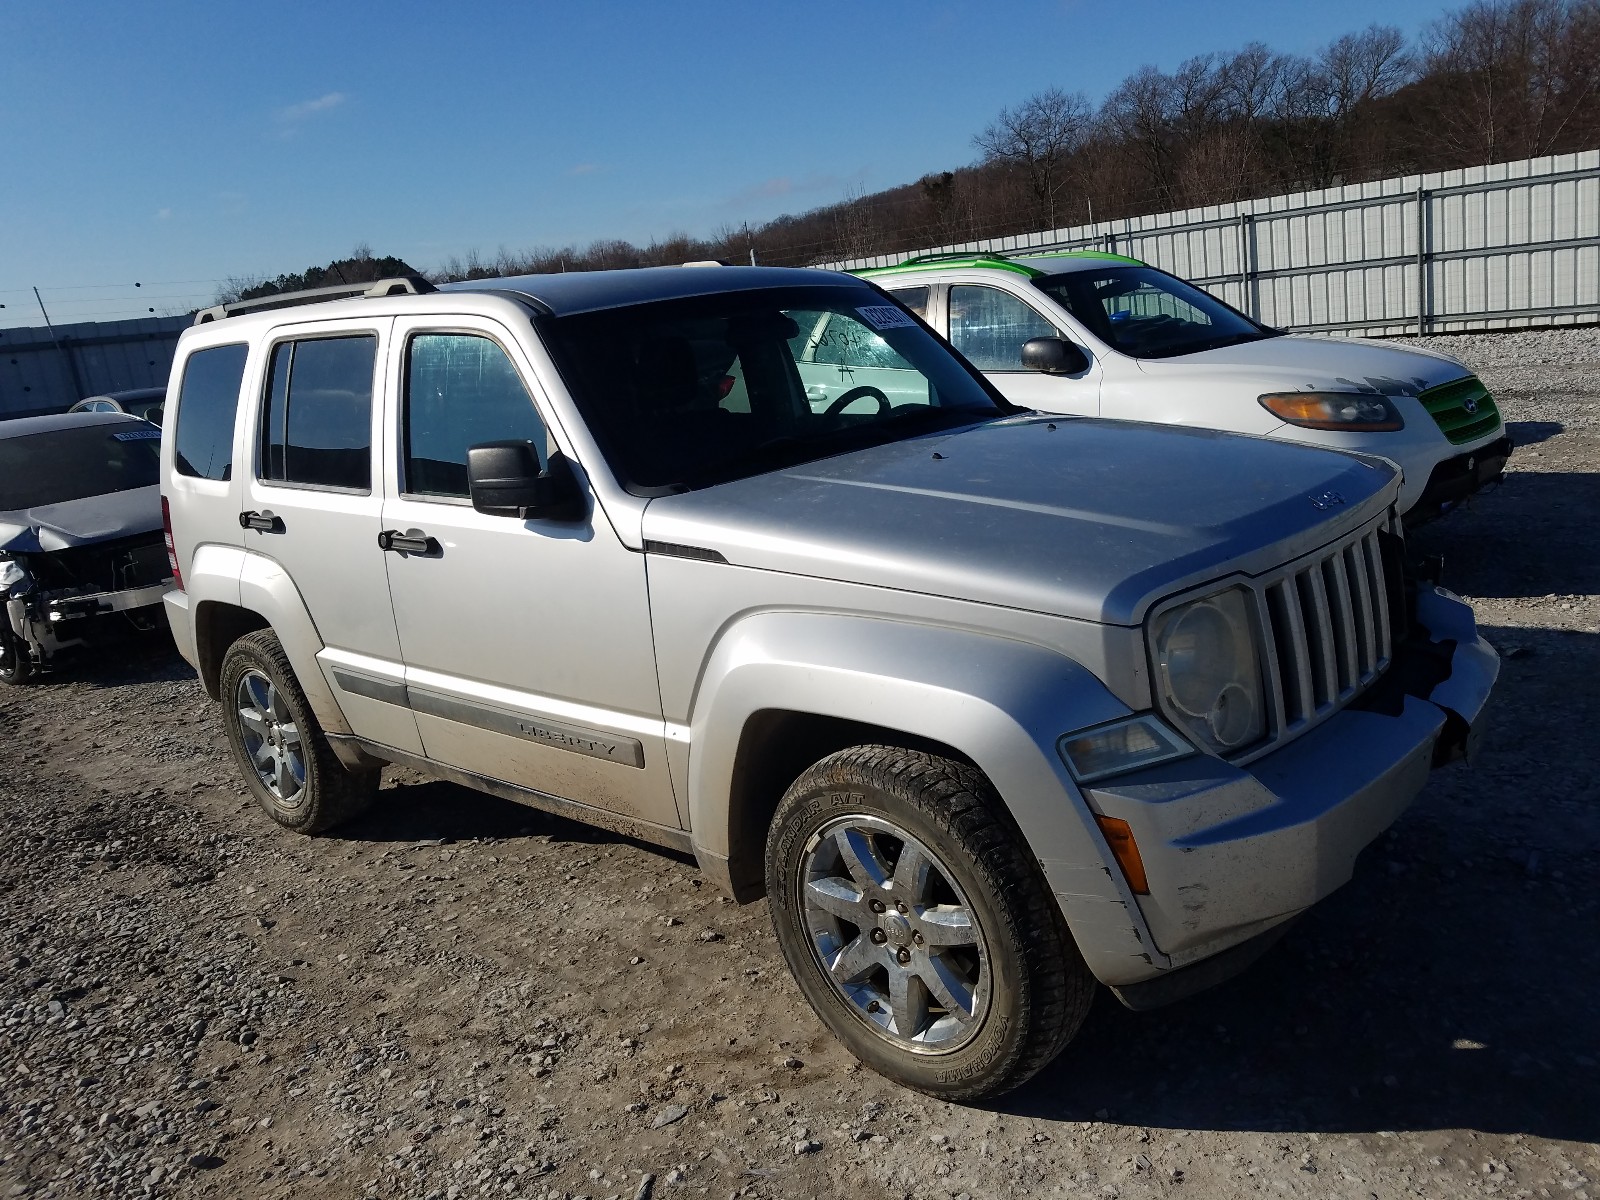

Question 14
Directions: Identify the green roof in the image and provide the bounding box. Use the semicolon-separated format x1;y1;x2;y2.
853;248;1145;279
854;253;1042;279
1020;249;1146;267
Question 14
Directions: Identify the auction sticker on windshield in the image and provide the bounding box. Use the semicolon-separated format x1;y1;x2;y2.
856;305;917;331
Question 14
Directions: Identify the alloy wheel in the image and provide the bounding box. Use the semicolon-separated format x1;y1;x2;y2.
235;669;307;808
798;814;991;1052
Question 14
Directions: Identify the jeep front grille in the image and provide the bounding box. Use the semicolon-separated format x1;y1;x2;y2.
1259;524;1392;738
1419;375;1501;446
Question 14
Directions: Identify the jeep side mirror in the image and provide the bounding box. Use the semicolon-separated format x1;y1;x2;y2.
466;440;584;520
1021;337;1089;376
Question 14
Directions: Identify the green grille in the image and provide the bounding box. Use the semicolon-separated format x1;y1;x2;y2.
1418;376;1502;445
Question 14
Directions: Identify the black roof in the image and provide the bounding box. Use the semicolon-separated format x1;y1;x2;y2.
0;410;145;440
443;265;863;316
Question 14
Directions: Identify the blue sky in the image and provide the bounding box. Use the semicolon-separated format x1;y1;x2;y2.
2;0;1452;327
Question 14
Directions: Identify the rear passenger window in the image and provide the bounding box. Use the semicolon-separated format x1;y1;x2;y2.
889;286;929;317
260;335;376;492
173;343;248;480
404;333;547;498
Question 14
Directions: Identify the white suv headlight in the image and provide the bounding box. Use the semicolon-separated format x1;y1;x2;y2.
1151;586;1266;754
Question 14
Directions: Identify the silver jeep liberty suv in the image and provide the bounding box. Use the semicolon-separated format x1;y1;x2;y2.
160;267;1496;1099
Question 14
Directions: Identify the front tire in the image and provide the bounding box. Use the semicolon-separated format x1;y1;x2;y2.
0;624;34;685
765;745;1094;1100
218;629;376;833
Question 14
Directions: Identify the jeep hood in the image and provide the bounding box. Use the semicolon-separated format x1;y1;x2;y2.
1135;333;1472;396
641;417;1399;626
0;485;164;554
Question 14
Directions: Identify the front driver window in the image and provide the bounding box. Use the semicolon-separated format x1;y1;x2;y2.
405;333;548;498
947;285;1059;371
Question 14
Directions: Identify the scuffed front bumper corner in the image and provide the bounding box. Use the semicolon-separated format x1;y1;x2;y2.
1412;584;1498;765
1083;585;1496;1002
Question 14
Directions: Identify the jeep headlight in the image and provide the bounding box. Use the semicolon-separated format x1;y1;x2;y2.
1151;587;1266;754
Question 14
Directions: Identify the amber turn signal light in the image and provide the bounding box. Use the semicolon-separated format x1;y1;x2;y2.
1094;815;1150;895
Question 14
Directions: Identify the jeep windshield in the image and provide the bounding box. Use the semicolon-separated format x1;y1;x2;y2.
542;285;1015;493
0;424;161;510
1035;266;1281;360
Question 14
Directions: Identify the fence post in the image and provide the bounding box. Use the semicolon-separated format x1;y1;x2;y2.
1415;187;1430;336
1237;212;1256;319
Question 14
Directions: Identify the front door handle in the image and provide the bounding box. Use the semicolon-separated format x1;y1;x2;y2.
240;510;285;533
378;528;440;556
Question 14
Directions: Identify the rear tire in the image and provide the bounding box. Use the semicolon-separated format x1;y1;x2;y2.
765;745;1094;1100
218;629;377;833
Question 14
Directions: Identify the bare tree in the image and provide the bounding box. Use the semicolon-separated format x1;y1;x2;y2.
917;171;964;245
1100;67;1182;208
1321;25;1414;117
974;87;1092;227
832;182;879;261
1220;43;1288;122
1425;0;1600;162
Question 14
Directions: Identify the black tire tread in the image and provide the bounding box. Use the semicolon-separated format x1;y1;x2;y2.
220;628;376;834
769;744;1095;1099
0;626;34;685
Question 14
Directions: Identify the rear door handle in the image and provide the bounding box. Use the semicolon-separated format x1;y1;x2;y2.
239;510;285;533
378;528;440;556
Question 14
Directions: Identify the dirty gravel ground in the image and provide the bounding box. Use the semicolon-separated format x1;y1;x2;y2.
2;328;1598;1200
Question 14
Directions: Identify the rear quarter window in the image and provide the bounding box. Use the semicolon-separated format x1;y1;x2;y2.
173;343;249;480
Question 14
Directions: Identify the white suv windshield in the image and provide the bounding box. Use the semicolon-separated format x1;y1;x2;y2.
543;285;1011;493
1035;266;1279;359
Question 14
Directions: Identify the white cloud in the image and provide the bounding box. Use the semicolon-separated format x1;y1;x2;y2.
273;92;347;136
568;162;601;176
155;207;172;220
721;172;841;208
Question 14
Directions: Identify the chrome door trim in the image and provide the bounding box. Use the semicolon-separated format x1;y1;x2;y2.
408;687;646;769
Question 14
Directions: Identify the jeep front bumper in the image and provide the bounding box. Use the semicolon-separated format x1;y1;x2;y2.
1082;585;1496;999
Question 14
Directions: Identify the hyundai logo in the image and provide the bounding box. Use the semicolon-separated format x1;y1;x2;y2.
1463;396;1479;414
1309;491;1346;510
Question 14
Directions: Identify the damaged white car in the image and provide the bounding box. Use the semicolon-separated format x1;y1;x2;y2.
0;411;172;684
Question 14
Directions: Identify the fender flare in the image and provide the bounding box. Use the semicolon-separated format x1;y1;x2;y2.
687;610;1170;982
186;545;351;737
236;550;351;736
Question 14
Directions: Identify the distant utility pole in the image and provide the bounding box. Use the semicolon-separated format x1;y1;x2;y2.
34;286;87;401
32;287;58;340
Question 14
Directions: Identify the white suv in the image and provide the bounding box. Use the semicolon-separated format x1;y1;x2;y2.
158;269;1495;1099
858;252;1511;522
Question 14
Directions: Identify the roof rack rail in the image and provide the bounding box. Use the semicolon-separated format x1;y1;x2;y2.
900;251;1014;266
193;275;437;325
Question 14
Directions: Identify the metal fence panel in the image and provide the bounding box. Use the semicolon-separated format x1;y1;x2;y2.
0;315;189;418
832;151;1600;336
